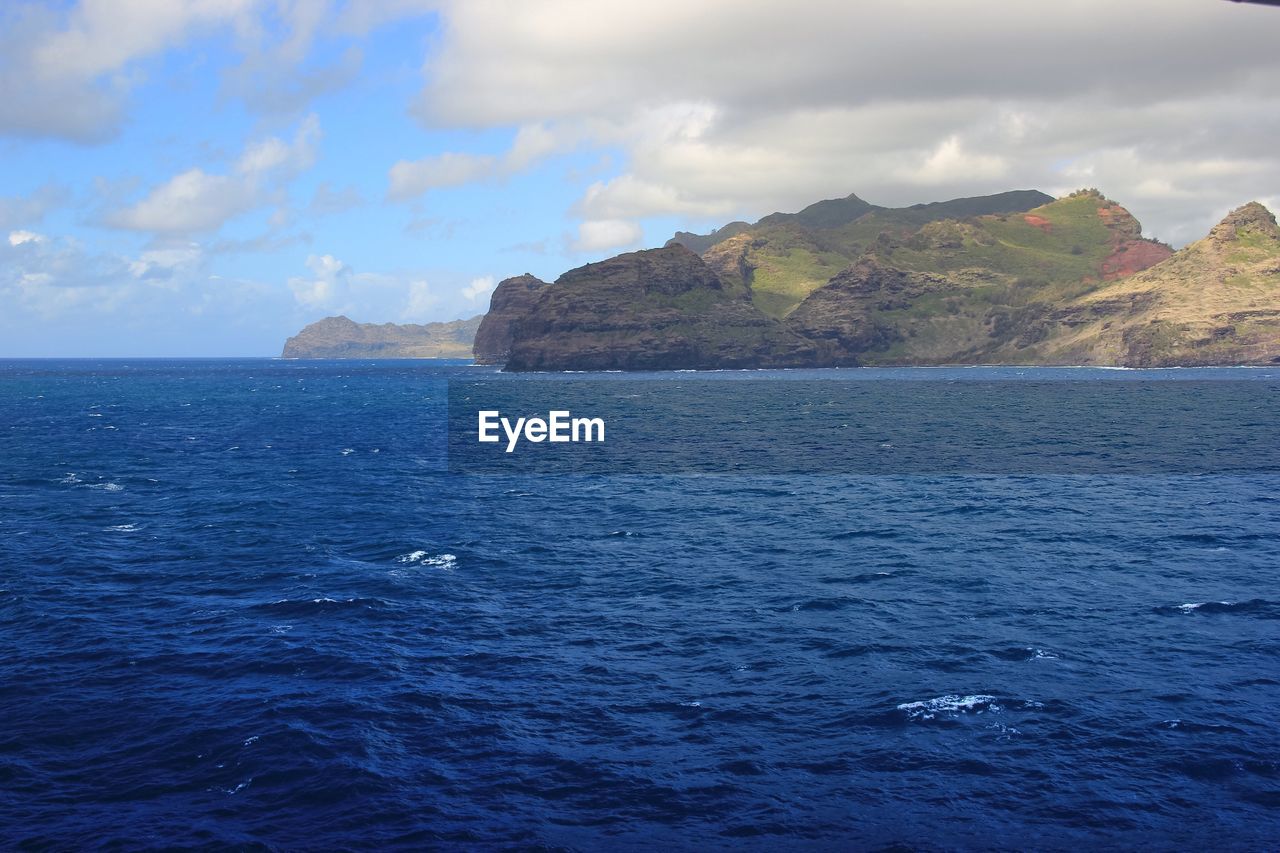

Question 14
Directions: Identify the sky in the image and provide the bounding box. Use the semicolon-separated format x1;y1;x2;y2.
1;0;1278;356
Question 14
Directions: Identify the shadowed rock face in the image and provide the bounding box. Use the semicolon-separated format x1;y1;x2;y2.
282;315;481;358
472;274;549;365
785;259;953;357
501;245;845;371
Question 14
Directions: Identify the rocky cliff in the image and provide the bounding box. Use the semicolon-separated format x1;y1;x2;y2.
501;245;840;371
475;189;1276;370
783;193;1278;366
472;274;549;365
1029;202;1280;366
784;189;1179;364
282;314;481;358
286;188;1277;370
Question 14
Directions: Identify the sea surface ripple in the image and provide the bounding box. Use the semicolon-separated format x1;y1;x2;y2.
1;360;1278;850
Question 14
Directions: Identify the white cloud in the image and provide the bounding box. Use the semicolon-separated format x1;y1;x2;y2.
387;120;589;200
0;228;220;323
899;136;1008;185
0;0;260;141
308;182;363;215
287;253;350;310
459;275;495;303
398;0;1280;244
237;139;289;176
572;219;643;253
128;243;203;280
420;1;1280;126
0;224;291;354
401;279;437;321
30;0;258;81
8;230;47;246
239;114;321;176
0;1;441;141
280;254;489;325
388;152;497;200
106;169;258;233
105;115;321;234
578;174;733;220
0;184;69;231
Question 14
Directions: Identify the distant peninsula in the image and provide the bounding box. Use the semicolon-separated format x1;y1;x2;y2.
281;188;1280;369
282;314;481;358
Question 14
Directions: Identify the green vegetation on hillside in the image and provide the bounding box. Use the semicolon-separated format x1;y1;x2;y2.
683;189;1059;318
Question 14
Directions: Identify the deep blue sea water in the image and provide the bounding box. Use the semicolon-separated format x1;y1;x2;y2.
2;360;1278;850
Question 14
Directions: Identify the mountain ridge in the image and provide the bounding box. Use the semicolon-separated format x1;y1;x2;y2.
277;187;1279;369
282;314;482;359
492;189;1278;370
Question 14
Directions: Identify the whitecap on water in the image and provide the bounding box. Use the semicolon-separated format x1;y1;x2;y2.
396;551;457;569
1178;601;1231;612
105;523;139;532
898;694;1002;720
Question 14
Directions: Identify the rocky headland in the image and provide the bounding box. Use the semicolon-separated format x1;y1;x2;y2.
281;188;1279;369
282;314;482;358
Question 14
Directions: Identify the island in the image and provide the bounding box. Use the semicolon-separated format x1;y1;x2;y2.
281;188;1280;369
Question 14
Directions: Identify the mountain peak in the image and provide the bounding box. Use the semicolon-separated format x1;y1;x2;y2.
311;314;358;329
1210;201;1280;242
1067;187;1111;202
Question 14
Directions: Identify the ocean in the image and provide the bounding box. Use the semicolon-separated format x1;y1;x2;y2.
2;360;1278;850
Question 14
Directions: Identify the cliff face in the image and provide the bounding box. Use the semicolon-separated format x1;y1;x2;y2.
782;190;1181;365
282;315;481;358
286;189;1278;370
1032;202;1280;366
472;274;549;365
786;259;959;360
783;195;1277;367
501;245;841;371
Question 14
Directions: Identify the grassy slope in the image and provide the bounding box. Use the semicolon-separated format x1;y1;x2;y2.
691;190;1274;366
1028;206;1280;365
735;193;1075;319
833;191;1145;363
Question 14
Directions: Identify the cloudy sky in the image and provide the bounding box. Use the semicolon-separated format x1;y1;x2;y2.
1;0;1278;356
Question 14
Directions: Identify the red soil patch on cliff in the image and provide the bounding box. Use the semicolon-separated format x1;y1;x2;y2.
1022;214;1051;232
1101;239;1173;280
